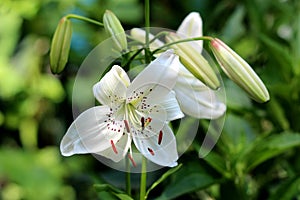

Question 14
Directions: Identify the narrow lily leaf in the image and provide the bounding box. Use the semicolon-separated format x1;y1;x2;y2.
201;151;230;178
145;163;182;199
155;161;218;200
245;132;300;172
94;184;133;200
156;173;216;200
112;193;134;200
267;97;290;130
269;176;300;200
292;7;300;75
259;35;293;76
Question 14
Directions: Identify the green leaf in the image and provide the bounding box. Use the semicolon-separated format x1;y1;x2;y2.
269;176;300;200
224;79;252;110
145;164;182;199
245;132;300;172
221;6;246;43
221;114;255;155
292;2;300;75
267;97;290;130
94;184;133;200
19;118;38;149
112;193;134;200
156;173;216;200
202;151;230;178
155;162;218;200
259;34;293;76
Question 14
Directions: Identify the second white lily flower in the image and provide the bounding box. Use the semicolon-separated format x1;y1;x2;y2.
131;12;226;119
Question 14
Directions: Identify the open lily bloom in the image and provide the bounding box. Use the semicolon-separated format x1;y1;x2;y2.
131;12;226;119
60;50;184;167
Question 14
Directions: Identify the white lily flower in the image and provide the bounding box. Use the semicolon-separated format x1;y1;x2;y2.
60;50;184;167
130;12;226;119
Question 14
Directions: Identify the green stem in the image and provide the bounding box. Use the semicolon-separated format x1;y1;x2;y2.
122;48;145;68
65;14;104;27
144;0;151;63
140;1;150;197
152;36;214;54
140;156;147;200
126;155;131;196
149;31;169;44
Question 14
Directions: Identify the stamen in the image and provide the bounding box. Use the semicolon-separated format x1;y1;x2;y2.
147;147;155;156
158;130;163;145
144;117;152;127
111;140;118;154
141;117;145;130
124;120;130;133
128;153;137;167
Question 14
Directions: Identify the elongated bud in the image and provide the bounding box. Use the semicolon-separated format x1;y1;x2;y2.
103;10;127;52
210;38;269;103
50;17;72;74
166;33;220;90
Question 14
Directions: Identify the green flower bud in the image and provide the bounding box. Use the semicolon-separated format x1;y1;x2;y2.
210;38;269;103
166;33;220;90
50;17;72;74
103;10;127;53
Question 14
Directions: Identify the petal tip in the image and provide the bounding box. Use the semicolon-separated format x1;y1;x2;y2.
168;161;178;167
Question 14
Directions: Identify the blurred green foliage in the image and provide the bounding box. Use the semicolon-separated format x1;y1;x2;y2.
1;0;300;199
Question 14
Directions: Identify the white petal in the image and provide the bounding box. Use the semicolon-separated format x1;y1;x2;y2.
126;50;180;106
175;65;226;119
176;12;203;53
93;65;130;106
130;28;164;51
133;123;178;167
159;91;184;121
60;106;125;156
94;133;132;162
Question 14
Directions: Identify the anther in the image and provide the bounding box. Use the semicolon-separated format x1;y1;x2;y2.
158;130;163;145
148;147;155;156
141;117;145;130
111;140;118;154
124;120;130;133
128;153;137;167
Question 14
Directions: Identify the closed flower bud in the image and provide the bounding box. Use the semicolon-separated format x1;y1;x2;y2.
210;38;269;103
166;33;220;90
103;10;127;52
50;17;72;74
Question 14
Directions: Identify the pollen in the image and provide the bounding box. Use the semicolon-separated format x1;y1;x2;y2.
144;117;152;127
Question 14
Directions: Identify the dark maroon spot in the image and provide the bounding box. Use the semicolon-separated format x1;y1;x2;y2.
148;147;154;156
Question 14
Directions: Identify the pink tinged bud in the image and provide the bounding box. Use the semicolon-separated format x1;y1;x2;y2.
50;17;72;74
166;33;220;90
103;10;127;52
210;38;270;103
